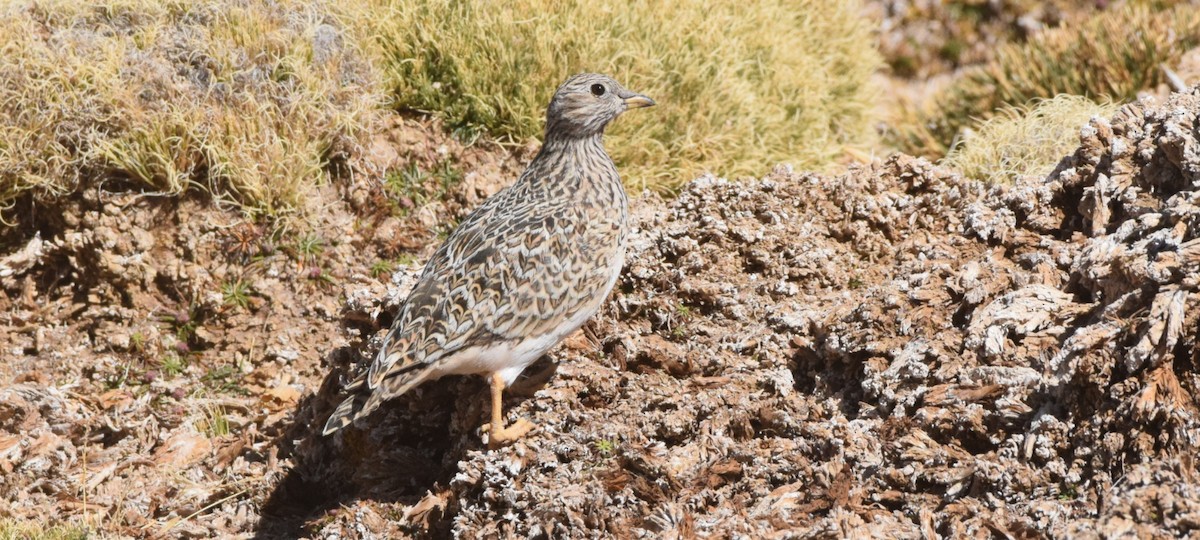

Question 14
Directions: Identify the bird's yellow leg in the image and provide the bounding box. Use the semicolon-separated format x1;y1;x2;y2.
482;372;534;449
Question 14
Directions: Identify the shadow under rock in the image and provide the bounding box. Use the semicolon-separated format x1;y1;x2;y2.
252;346;493;539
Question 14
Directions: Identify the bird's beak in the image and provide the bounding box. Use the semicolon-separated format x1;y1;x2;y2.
622;94;656;109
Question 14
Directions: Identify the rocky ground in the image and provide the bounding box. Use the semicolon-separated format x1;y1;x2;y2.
5;79;1200;538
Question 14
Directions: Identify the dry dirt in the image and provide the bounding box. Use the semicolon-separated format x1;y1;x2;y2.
5;88;1200;538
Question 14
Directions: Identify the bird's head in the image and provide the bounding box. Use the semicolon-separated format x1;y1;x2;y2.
544;73;655;140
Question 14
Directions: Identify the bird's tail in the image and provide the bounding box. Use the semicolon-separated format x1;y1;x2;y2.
322;394;364;435
321;369;432;436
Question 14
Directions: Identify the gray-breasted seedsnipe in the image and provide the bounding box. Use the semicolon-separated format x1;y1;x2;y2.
323;73;654;448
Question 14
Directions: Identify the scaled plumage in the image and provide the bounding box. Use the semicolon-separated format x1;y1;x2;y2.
323;73;654;447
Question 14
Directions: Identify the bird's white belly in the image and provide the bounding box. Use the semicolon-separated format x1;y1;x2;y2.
433;248;625;386
434;310;590;385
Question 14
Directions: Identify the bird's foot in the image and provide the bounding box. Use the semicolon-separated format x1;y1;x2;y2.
482;418;535;449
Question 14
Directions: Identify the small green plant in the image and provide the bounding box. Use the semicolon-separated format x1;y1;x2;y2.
160;354;185;377
221;278;253;310
129;331;146;353
294;233;325;263
164;306;198;343
399;162;429;186
197;405;231;438
384;159;465;217
103;362;134;390
395;252;418;267
451;124;483;145
202;365;246;395
1058;483;1079;501
848;277;865;290
592;438;617;459
369;259;394;278
938;39;966;64
669;303;692;337
310;268;336;286
383;163;430;214
889;55;918;78
432;160;464;191
675;303;692;319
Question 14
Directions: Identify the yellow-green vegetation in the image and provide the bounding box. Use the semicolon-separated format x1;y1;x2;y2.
0;0;383;224
361;0;880;190
0;520;89;540
942;95;1119;184
2;0;878;226
890;3;1200;158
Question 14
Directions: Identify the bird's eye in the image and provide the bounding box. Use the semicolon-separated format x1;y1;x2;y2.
590;83;606;96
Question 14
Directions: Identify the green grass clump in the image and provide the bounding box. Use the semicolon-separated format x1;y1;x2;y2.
942;95;1119;185
0;0;383;225
0;520;89;540
367;0;881;191
890;4;1200;158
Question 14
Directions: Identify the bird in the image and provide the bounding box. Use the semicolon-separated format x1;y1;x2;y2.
322;73;655;448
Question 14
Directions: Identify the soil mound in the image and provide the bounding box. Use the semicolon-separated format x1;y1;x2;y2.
415;88;1200;537
4;86;1200;537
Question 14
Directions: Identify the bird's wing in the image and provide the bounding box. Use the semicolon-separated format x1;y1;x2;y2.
472;198;622;342
363;189;517;389
362;181;622;390
324;156;627;436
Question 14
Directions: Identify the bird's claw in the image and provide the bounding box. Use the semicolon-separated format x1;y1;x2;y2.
485;418;535;449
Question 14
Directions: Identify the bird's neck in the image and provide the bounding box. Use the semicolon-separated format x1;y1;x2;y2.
538;133;604;157
530;134;615;181
523;132;624;205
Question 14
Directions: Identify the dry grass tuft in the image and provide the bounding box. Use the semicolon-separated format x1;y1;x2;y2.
889;4;1200;158
0;0;384;225
942;95;1119;185
0;520;89;540
366;0;881;191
